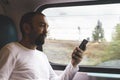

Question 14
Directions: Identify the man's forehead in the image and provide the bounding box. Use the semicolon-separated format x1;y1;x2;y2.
32;14;48;24
33;14;45;19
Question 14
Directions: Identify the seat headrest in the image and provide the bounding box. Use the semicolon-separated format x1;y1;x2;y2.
0;15;18;49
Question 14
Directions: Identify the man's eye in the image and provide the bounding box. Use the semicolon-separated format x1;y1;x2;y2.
40;23;45;27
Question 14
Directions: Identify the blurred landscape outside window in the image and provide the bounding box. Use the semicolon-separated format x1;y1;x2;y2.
42;3;120;68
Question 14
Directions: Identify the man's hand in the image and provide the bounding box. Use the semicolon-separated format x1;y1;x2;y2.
71;47;83;67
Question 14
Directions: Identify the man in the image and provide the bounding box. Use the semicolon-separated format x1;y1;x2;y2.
0;12;83;80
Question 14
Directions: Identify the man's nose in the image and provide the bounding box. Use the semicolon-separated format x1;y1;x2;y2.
43;27;48;34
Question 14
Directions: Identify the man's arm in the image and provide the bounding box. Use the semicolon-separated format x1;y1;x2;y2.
60;47;83;80
60;63;79;80
0;46;16;79
48;62;79;80
49;47;83;80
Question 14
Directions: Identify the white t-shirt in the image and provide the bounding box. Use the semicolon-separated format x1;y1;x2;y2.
0;42;79;80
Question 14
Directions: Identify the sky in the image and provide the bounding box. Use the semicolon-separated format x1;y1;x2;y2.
42;3;120;41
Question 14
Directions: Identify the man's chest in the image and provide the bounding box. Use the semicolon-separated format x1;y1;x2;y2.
12;54;50;79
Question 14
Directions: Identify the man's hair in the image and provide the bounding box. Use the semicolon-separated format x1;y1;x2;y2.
19;12;45;37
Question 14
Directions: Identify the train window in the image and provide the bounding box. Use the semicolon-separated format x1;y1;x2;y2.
41;3;120;73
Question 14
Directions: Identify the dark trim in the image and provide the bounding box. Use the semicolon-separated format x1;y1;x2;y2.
79;66;120;74
37;0;120;74
51;64;120;74
37;0;120;12
50;63;66;70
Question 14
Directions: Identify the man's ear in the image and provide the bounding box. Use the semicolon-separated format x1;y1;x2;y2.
23;23;31;34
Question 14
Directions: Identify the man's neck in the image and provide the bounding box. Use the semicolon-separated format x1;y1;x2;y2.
19;39;37;50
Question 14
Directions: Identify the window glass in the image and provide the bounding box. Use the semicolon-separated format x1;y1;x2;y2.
42;3;120;68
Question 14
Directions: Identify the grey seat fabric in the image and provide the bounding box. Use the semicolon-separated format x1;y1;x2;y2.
0;15;18;49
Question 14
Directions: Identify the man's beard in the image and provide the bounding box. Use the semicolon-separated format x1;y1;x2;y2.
35;34;46;46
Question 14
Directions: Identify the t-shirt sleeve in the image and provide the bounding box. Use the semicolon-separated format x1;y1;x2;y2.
59;63;79;80
0;46;16;80
49;63;79;80
46;57;79;80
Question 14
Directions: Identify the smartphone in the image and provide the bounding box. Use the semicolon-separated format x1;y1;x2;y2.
79;39;88;51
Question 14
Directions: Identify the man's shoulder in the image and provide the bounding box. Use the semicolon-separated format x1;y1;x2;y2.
5;42;18;47
0;42;19;56
2;42;19;51
35;49;47;57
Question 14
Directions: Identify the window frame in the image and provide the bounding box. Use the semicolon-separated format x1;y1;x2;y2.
36;0;120;74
